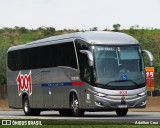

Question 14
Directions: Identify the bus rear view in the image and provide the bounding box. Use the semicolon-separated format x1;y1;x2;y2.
7;31;153;116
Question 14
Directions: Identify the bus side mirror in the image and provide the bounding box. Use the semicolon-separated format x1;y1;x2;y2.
80;50;94;66
142;50;154;66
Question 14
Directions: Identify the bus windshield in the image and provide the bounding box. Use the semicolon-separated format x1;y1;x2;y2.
93;45;145;89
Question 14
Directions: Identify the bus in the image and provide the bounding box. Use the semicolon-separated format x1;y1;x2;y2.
7;31;154;116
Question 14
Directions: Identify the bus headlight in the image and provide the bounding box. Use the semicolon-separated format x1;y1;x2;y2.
138;91;146;96
88;88;106;97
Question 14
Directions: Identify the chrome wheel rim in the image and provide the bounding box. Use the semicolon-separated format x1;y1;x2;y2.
24;101;29;113
72;99;79;112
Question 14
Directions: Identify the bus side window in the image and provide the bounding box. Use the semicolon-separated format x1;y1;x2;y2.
75;40;91;84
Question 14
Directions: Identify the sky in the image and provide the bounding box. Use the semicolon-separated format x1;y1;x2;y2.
0;0;160;30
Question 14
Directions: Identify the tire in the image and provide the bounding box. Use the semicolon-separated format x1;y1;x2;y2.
23;96;40;116
71;94;84;117
116;108;128;116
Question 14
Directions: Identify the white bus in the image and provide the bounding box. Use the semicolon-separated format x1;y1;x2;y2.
7;31;153;116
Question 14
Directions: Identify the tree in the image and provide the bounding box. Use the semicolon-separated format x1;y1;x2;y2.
0;46;8;99
113;24;121;31
90;27;98;31
44;27;56;35
0;46;8;85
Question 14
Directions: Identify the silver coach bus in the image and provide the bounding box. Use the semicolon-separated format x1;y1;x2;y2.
7;31;153;116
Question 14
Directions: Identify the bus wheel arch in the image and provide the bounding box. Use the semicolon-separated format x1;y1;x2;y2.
22;93;40;116
69;91;84;117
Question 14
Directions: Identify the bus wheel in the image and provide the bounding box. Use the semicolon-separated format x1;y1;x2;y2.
71;94;84;117
116;108;128;116
23;96;40;116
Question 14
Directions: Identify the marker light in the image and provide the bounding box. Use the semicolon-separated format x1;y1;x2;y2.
88;88;106;97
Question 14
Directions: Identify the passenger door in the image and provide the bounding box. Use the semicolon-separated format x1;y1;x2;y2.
75;39;92;107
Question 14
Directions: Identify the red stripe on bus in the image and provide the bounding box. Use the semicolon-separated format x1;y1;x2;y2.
72;81;84;86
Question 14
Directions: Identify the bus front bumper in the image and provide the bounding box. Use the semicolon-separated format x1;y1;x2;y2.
93;95;147;110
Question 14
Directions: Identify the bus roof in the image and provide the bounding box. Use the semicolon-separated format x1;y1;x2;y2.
8;31;139;51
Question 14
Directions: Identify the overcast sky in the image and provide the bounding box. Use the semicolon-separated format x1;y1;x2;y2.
0;0;159;30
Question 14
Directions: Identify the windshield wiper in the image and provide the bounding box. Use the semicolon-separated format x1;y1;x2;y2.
116;49;122;66
104;79;140;87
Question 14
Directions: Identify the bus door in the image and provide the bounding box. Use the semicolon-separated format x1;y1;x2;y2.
75;39;92;108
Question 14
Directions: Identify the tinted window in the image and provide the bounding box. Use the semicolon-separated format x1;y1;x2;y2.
8;42;77;70
75;39;91;83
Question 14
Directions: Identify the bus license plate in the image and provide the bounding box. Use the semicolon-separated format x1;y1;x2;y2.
117;105;128;109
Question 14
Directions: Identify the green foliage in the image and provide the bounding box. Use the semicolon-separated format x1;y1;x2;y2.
113;24;121;31
90;27;98;31
0;46;8;85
